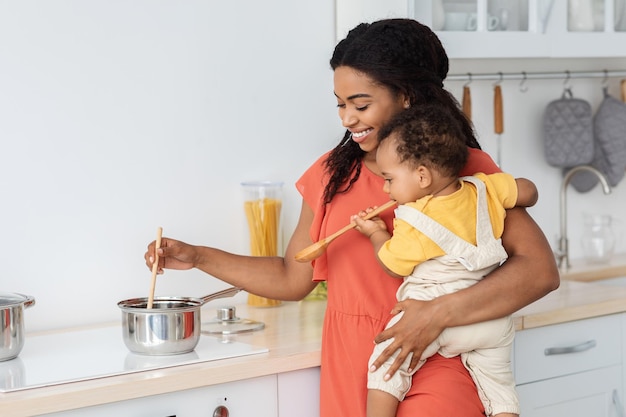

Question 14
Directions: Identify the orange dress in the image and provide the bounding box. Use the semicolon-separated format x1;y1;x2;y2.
296;148;499;417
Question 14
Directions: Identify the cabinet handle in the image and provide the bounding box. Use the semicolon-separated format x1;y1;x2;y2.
543;339;596;355
613;389;625;417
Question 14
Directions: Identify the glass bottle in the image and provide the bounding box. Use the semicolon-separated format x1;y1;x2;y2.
581;213;615;264
242;181;284;307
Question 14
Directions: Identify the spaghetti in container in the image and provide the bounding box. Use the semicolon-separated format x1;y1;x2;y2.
241;181;284;307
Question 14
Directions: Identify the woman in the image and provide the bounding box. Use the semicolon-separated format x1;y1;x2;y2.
145;19;559;417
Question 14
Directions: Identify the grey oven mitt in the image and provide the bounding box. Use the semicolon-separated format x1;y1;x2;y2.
567;89;626;192
543;88;594;168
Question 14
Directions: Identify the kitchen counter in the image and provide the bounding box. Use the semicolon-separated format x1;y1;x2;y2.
4;256;626;416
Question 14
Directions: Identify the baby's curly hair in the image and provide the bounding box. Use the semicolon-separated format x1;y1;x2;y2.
378;104;469;178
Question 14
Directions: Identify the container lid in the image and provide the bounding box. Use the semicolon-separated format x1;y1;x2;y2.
0;292;31;308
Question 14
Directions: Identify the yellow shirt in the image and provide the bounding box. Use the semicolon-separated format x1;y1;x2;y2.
378;172;518;277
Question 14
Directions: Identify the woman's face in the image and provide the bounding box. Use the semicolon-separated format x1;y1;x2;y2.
333;66;408;155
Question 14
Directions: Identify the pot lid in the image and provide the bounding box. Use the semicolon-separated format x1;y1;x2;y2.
0;292;33;308
202;306;265;334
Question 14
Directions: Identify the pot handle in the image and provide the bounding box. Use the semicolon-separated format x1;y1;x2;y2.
200;287;242;305
20;294;36;309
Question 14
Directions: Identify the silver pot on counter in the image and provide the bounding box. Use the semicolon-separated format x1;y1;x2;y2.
117;287;241;356
0;293;36;362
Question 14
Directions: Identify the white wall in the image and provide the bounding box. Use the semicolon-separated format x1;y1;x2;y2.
0;2;625;332
0;0;339;331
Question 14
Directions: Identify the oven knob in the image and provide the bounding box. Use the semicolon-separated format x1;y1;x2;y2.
213;405;229;417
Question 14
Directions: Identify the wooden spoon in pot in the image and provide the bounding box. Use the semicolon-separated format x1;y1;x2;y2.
147;226;163;309
294;200;396;263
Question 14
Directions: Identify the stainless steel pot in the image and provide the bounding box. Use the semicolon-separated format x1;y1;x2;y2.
0;293;36;362
117;287;241;355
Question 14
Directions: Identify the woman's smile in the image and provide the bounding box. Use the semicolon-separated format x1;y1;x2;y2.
351;128;374;143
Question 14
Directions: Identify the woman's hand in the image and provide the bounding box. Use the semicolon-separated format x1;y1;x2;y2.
144;237;197;273
370;298;446;377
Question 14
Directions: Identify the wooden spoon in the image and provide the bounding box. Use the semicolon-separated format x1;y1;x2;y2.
494;84;504;166
462;85;472;121
294;200;396;263
147;226;163;309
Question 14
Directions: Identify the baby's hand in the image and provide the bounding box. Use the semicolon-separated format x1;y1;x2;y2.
352;208;388;238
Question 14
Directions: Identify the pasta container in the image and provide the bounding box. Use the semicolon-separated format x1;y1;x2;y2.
241;181;284;307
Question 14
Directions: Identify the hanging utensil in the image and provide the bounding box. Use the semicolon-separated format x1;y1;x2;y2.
147;226;163;309
621;79;626;102
494;83;504;167
462;74;472;121
294;200;396;263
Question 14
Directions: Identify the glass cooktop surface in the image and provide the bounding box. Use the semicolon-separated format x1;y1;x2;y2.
0;325;268;392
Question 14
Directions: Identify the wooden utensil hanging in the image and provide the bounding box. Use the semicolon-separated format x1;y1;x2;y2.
621;79;626;102
147;227;163;309
494;84;504;167
462;85;472;121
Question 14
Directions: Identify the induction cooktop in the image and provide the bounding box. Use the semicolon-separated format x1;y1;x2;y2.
0;325;268;392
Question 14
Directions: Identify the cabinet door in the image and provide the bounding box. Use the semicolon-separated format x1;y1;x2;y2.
517;365;623;417
278;367;320;417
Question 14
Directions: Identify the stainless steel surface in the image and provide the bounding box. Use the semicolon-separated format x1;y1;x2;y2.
117;287;241;355
557;165;612;269
0;293;35;362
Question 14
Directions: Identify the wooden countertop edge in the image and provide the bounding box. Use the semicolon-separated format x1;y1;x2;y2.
520;298;626;329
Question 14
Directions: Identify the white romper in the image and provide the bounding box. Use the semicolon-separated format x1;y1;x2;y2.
367;176;519;416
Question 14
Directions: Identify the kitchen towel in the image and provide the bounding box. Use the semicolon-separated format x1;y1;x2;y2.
543;88;594;168
567;89;626;192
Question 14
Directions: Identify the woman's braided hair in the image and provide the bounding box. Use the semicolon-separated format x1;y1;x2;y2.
324;19;479;204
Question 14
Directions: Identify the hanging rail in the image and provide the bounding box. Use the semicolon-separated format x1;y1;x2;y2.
447;69;626;82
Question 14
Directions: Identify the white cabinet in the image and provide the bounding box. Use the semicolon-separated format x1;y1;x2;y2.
43;368;322;417
45;375;279;417
336;0;626;58
278;368;320;417
517;366;623;417
514;314;625;417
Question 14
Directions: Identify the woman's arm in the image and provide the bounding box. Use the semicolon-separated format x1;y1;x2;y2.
145;199;319;301
370;207;560;375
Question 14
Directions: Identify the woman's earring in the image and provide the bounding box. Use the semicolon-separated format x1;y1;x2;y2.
404;102;411;109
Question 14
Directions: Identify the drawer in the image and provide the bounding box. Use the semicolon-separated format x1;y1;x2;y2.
514;314;622;385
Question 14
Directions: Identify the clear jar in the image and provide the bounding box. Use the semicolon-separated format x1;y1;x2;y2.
581;213;615;264
242;181;284;307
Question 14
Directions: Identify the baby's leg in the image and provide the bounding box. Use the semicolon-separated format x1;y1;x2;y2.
367;311;443;417
453;318;518;416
